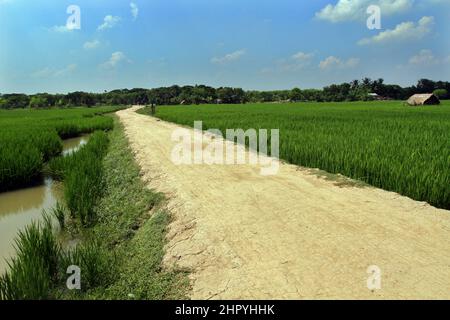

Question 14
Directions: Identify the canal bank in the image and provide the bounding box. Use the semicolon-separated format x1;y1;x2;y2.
0;118;188;300
0;135;90;273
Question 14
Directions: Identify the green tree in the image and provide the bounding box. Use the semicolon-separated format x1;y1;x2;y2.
416;79;436;93
0;94;30;109
433;89;448;99
29;96;48;108
289;88;303;102
0;98;7;109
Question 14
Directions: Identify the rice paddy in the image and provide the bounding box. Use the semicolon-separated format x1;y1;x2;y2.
0;112;187;300
150;101;450;210
0;106;121;192
48;131;109;225
0;106;117;299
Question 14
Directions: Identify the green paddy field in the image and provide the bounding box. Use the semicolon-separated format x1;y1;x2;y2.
147;101;450;210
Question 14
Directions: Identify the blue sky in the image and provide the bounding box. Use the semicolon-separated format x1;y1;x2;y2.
1;0;449;93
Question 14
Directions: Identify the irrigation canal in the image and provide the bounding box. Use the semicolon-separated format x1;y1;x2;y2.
0;135;90;273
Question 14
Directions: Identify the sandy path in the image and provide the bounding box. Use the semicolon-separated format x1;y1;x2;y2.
117;106;450;300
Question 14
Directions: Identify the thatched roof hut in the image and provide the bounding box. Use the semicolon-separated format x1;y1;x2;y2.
407;93;440;106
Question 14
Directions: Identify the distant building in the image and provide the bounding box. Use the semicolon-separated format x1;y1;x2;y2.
368;93;388;100
407;93;440;106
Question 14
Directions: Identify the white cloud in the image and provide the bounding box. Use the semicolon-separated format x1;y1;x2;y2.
319;56;340;69
275;52;315;72
211;50;246;64
345;57;361;68
83;40;100;50
98;15;121;31
263;52;355;73
358;16;434;45
50;25;73;33
32;64;77;78
31;67;53;78
101;52;130;69
316;0;413;23
292;52;314;62
53;64;77;77
409;49;439;65
130;2;139;20
319;56;360;70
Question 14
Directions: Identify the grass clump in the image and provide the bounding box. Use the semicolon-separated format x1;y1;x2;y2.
48;131;109;226
73;118;188;299
60;241;116;293
51;202;67;230
0;217;115;300
0;215;60;300
99;210;189;300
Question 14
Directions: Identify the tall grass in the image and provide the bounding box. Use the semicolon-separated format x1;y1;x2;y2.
0;111;117;300
0;215;114;299
48;131;109;225
0;215;60;300
1;116;187;300
0;106;121;192
60;241;115;291
153;101;450;209
51;202;67;230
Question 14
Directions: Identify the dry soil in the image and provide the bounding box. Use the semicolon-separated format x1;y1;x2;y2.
117;106;450;300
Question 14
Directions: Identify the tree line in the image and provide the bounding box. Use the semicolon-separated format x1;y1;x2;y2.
1;78;449;109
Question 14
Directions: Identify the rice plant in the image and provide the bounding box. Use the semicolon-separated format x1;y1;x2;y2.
154;101;450;209
0;215;61;300
60;241;116;291
48;131;109;225
0;106;121;192
0;216;115;299
51;202;67;230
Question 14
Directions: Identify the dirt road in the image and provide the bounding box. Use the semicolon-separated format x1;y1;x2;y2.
117;106;450;299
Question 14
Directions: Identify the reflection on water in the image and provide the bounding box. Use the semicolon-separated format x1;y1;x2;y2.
62;135;89;156
0;179;59;272
0;135;89;273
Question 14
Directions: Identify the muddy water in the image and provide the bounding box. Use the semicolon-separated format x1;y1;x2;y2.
0;135;89;273
62;134;89;156
0;179;60;272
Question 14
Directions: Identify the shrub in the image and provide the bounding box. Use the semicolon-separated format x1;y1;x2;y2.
433;89;448;99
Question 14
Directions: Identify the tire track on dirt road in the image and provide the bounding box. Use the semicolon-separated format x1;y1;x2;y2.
118;106;450;299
